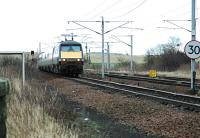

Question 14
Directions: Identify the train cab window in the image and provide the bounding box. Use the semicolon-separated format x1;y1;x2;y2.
61;46;81;52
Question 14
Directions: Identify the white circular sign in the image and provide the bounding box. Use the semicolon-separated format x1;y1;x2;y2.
184;40;200;59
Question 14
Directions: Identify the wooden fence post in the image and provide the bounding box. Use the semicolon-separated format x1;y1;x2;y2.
0;79;10;138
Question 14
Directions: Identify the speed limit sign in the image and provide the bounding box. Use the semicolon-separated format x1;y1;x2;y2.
184;40;200;59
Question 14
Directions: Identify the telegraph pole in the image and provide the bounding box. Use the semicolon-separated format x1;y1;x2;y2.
191;0;196;90
162;1;196;91
85;43;88;61
101;16;105;79
111;35;135;72
107;42;111;71
88;48;91;64
130;35;133;72
86;41;118;71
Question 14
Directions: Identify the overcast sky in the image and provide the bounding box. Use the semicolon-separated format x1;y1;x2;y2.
0;0;199;55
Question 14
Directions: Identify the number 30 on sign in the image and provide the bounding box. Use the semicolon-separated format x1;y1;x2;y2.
184;40;200;59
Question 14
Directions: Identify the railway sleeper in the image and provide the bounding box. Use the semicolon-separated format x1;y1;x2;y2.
70;78;200;112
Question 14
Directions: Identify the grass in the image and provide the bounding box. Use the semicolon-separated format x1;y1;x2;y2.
148;64;200;79
1;56;106;138
6;78;78;138
88;52;145;64
85;52;145;72
87;53;199;79
0;56;79;138
2;55;198;137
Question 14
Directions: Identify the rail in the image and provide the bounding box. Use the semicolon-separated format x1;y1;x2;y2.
69;77;200;111
101;72;200;88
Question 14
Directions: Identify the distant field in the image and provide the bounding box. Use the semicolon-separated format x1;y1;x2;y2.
87;52;145;64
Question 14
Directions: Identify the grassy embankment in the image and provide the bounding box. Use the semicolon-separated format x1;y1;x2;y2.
0;56;79;138
88;52;200;79
85;52;145;72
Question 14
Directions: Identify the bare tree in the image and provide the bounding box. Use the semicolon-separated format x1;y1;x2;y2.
145;36;190;71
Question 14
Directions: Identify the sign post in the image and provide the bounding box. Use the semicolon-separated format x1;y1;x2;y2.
184;40;200;91
184;0;197;92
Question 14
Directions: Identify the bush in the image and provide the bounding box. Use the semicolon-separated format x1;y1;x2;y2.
144;37;190;71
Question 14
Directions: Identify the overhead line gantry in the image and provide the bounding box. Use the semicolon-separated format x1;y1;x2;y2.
68;17;133;78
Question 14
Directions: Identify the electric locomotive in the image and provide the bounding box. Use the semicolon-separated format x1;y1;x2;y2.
38;40;84;76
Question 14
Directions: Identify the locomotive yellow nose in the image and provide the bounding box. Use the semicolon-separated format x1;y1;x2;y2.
61;51;82;58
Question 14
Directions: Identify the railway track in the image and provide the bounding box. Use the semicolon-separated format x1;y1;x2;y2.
101;72;200;88
69;77;200;111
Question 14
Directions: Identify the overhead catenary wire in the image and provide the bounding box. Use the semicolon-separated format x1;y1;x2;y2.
87;0;124;20
135;1;192;30
108;0;147;20
81;0;107;20
159;2;190;18
157;1;199;34
76;0;194;36
66;0;200;57
141;8;191;30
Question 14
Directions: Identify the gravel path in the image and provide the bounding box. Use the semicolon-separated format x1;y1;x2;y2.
37;72;200;138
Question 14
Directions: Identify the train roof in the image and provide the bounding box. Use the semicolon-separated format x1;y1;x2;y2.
60;40;81;46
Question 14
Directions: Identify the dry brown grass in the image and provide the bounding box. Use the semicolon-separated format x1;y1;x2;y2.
6;78;78;138
0;56;79;138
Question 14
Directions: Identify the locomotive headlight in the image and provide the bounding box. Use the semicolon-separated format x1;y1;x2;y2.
77;59;80;61
62;59;65;61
